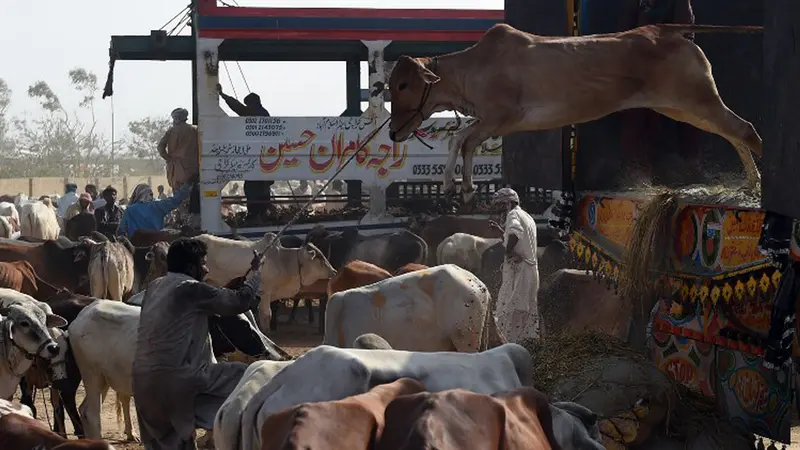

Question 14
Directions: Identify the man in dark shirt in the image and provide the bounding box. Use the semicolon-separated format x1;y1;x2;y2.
217;84;272;224
94;186;123;238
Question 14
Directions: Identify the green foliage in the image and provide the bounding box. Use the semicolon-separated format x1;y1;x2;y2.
126;116;171;160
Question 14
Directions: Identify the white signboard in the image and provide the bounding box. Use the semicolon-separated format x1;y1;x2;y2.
200;116;502;188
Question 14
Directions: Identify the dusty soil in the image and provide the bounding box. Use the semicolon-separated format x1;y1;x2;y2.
20;303;800;448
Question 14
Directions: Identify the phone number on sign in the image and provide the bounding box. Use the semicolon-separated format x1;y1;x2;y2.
411;163;502;176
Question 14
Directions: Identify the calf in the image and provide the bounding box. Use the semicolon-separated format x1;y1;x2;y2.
324;264;491;352
261;378;426;450
20;201;60;241
388;24;763;202
437;232;502;274
408;215;503;265
378;387;559;450
0;412;115;449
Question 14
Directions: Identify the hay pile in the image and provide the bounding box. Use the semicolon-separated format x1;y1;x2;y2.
618;182;761;208
523;332;739;445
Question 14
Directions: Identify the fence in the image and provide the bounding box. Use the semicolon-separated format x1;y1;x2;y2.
0;175;171;200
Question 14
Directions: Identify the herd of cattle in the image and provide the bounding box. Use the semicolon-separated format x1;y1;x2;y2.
0;210;632;449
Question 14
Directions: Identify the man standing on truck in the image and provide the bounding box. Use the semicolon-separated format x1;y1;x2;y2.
217;84;272;225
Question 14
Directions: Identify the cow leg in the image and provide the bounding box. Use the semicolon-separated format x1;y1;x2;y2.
458;124;503;205
78;372;108;439
119;394;140;442
307;299;314;324
53;375;84;438
288;299;299;324
18;377;37;418
269;301;280;331
318;296;328;335
50;388;68;438
443;122;478;197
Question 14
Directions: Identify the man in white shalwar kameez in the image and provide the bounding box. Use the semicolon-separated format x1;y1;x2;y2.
490;187;540;344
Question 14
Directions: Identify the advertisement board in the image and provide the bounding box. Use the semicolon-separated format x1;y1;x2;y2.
200;115;503;187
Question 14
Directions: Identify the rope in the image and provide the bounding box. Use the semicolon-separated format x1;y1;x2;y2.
167;12;191;36
221;62;239;98
158;5;190;32
236;62;251;93
243;116;392;277
110;95;115;159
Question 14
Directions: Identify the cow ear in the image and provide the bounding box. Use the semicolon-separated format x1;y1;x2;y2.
419;66;441;85
45;314;68;328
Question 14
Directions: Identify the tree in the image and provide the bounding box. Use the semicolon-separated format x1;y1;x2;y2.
0;78;13;154
11;68;113;177
125;116;170;160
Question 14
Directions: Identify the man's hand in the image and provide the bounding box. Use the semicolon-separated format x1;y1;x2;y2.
489;220;503;232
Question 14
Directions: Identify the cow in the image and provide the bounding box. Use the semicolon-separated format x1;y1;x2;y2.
304;225;428;273
324;264;493;353
387;24;763;203
261;378;426;450
195;232;337;333
0;238;94;295
238;343;533;450
20;201;61;241
0;261;38;297
408;215;503;265
85;239;136;301
377;387;558;450
0;412;116;450
0;288;67;399
64;212;97;242
437;232;503;274
393;263;428;276
0;217;12;239
128;226;205;247
0;202;19;233
213;333;399;450
0;398;32;419
326;261;392;298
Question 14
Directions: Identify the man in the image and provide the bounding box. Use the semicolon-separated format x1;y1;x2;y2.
217;84;272;224
157;185;168;200
489;188;540;344
132;238;262;450
159;107;200;223
118;180;194;238
65;192;94;221
94;186;123;238
57;183;79;219
86;184;106;210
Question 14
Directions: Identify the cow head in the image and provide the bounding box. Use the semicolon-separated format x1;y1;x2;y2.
0;304;67;360
388;55;441;143
47;327;70;381
144;241;170;284
298;243;337;286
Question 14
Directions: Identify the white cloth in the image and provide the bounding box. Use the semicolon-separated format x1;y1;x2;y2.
56;191;78;218
93;198;107;210
495;205;541;344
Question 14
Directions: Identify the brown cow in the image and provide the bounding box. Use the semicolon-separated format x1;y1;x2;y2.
388;23;763;203
0;239;93;295
393;263;428;276
0;412;115;449
408;215;503;265
327;260;392;298
260;378;425;450
378;387;559;450
0;261;38;297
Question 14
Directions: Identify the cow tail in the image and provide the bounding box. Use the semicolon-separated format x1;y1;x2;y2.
479;290;492;351
115;395;123;427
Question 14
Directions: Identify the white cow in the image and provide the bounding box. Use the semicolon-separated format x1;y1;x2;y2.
68;300;139;442
0;289;67;399
0;398;34;419
87;240;136;301
195;233;336;331
437;232;502;273
213;333;392;450
236;343;533;450
324;264;490;352
19;201;61;240
0;202;19;233
0;216;12;239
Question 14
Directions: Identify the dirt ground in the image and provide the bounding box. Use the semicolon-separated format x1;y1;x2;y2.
21;303;800;449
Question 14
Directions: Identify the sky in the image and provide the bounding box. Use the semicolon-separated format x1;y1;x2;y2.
0;0;502;141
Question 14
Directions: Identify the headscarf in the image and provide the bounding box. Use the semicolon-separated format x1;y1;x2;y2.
129;184;154;205
64;183;78;194
492;187;520;205
171;107;189;124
